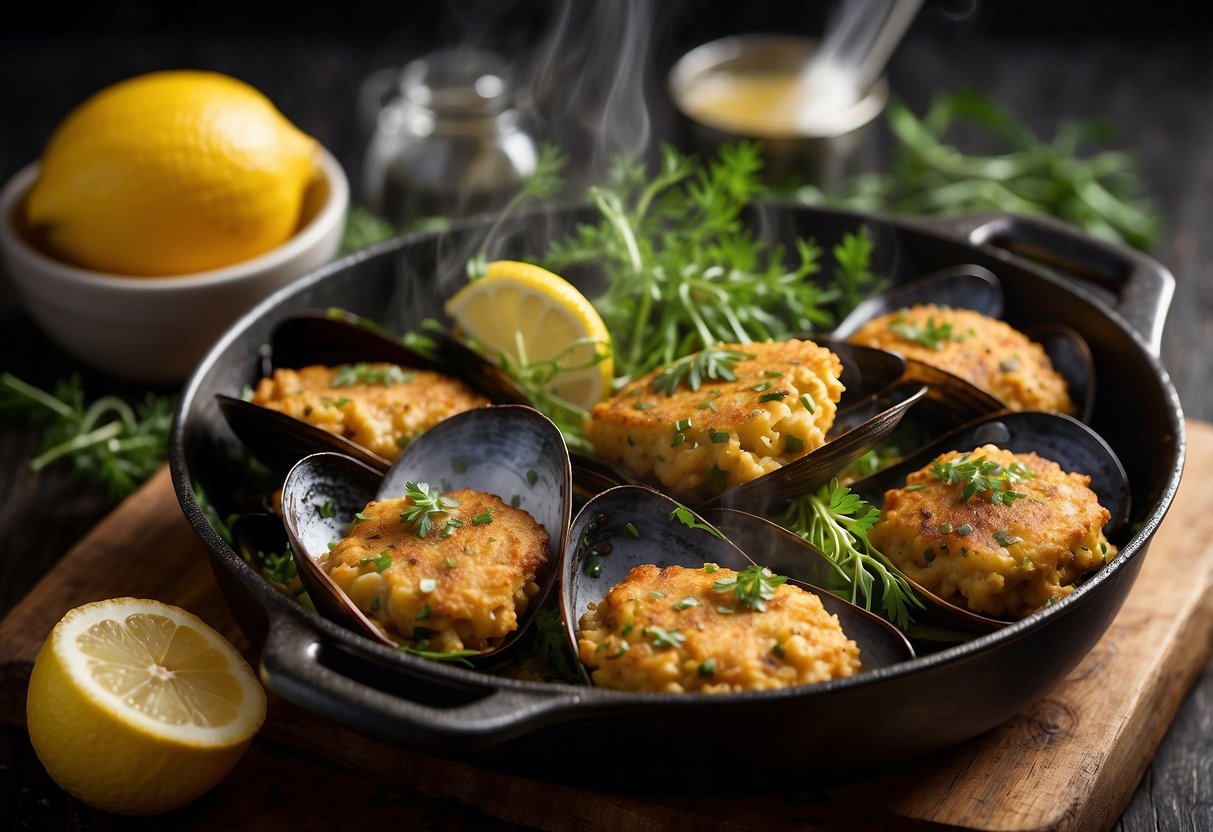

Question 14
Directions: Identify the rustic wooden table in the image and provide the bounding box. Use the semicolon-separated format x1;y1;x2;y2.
2;4;1211;829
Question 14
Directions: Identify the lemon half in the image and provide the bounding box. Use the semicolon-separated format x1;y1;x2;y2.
26;70;318;276
25;598;267;815
445;260;614;410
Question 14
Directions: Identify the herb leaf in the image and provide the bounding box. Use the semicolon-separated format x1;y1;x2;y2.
779;479;922;629
399;482;461;538
888;310;968;350
0;372;174;501
668;504;724;538
712;564;787;612
648;347;755;397
930;453;1035;505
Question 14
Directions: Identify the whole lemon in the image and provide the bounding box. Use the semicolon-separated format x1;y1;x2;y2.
25;70;318;276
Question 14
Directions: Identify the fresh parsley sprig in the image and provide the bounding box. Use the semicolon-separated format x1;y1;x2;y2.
399;481;461;538
468;144;569;278
1;372;175;501
648;346;755;397
668;503;724;539
930;453;1035;505
779;479;921;630
712;564;788;612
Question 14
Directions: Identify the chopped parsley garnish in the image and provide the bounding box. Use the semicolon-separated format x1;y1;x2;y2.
673;597;700;611
758;391;787;402
649;347;755;396
785;435;804;453
994;528;1022;547
317;499;335;518
643;626;686;649
708;428;730;444
703;563;719;573
712;564;787;612
698;658;717;676
399;482;460;538
359;551;392;573
472;508;495;526
330;362;413;387
930;453;1035;504
888;309;968;350
799;394;816;413
443;557;458;569
415;603;433;620
623;522;640;539
526;469;539;486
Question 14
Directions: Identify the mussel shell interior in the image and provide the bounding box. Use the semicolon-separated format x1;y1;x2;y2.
562;485;913;676
830;264;1004;340
847;410;1132;539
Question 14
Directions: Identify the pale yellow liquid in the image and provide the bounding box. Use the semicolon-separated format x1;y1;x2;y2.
681;68;859;137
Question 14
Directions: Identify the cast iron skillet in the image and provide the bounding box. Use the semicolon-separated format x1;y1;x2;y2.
169;204;1185;788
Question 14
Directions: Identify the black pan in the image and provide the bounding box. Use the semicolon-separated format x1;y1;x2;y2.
169;204;1185;787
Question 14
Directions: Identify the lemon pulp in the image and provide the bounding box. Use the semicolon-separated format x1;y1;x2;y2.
25;598;266;815
445;260;614;410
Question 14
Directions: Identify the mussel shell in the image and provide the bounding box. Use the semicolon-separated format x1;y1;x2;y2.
561;485;914;675
703;507;1003;636
281;405;573;661
281;451;394;646
1028;323;1097;423
830;264;1004;340
218;310;523;475
695;381;928;515
847;410;1131;536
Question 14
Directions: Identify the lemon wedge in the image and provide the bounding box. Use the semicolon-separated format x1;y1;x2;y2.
25;598;267;815
445;260;614;410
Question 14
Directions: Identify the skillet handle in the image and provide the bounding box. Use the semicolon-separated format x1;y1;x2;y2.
259;613;587;750
916;211;1175;357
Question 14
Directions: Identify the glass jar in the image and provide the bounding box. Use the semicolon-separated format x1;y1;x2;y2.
360;48;538;228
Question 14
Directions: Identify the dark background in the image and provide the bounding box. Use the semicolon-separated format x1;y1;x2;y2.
2;1;1212;829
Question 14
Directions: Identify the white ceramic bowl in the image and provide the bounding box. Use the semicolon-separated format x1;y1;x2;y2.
0;145;349;384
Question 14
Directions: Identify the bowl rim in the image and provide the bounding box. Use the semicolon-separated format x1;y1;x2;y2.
0;143;349;292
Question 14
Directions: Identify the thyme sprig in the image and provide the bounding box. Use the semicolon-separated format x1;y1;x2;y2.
930;453;1035;505
648;346;755;397
779;479;921;630
712;564;787;612
399;481;461;538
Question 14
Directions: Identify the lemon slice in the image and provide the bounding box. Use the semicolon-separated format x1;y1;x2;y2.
25;598;267;815
445;260;614;410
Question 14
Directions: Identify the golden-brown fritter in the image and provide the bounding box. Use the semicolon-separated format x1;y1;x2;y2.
868;444;1114;618
585;340;844;500
325;488;549;652
849;304;1074;414
578;564;861;693
250;363;490;460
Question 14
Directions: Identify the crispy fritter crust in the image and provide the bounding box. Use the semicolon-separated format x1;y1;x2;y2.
250;363;490;460
868;444;1114;618
849;305;1075;414
325;488;548;651
578;564;861;693
585;340;844;500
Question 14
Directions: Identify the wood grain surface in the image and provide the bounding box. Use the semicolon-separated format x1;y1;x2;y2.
3;421;1211;832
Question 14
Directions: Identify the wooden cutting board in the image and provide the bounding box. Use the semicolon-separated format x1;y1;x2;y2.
3;421;1213;832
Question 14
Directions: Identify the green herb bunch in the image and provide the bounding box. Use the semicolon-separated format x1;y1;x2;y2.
544;141;881;383
2;372;175;501
780;479;921;629
821;90;1160;252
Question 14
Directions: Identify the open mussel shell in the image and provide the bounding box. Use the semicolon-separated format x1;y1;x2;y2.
695;380;929;515
837;410;1131;631
703;507;1003;636
830;264;1004;340
1027;323;1097;423
281;405;573;661
561;485;913;674
217;309;525;475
